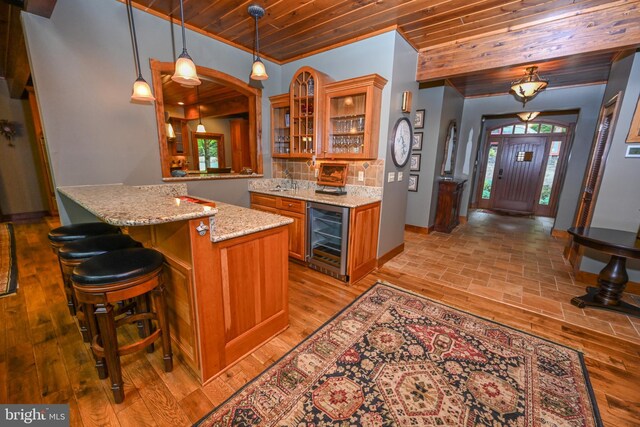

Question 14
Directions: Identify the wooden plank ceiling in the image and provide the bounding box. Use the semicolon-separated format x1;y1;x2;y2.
131;0;640;96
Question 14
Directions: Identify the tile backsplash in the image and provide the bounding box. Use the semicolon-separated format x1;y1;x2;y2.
272;159;384;187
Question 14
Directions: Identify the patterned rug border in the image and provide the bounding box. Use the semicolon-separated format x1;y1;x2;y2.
0;222;18;298
195;280;603;426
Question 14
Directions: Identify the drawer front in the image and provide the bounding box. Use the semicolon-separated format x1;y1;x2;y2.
251;193;277;208
277;197;306;213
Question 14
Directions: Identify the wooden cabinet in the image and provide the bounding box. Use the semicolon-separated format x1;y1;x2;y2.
270;93;290;157
434;179;467;233
348;202;381;283
323;75;387;160
251;193;307;261
288;67;331;158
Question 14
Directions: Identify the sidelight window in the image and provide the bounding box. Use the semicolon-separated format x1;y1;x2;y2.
482;142;499;199
538;140;562;205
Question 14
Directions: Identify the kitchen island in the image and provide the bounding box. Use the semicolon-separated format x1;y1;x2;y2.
57;183;292;384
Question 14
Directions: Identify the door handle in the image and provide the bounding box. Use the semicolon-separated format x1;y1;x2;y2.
498;168;503;179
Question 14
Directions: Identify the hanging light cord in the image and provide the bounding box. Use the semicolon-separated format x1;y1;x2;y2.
179;0;187;54
126;0;142;79
254;14;260;61
197;86;202;124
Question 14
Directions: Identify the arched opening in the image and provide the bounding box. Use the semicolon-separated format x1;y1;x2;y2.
150;59;262;178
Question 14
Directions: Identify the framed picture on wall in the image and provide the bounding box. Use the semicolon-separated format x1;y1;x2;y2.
625;145;640;157
627;96;640;143
414;109;425;129
412;132;423;150
408;174;419;192
410;153;421;171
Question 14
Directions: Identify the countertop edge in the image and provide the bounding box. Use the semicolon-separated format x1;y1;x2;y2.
249;189;381;208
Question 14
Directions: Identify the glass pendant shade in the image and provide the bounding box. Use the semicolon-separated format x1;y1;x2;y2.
511;66;548;106
172;52;201;86
517;111;540;122
131;77;155;102
166;122;176;139
196;123;206;133
250;59;268;80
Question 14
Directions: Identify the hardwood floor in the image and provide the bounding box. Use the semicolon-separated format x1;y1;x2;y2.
1;220;639;426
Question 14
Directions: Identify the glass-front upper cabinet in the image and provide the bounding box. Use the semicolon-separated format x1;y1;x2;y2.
322;74;387;160
289;67;330;158
269;93;290;158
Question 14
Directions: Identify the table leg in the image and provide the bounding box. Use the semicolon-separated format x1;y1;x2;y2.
571;255;640;317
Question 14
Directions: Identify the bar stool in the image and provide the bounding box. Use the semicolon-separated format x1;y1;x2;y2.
72;247;173;403
48;222;122;315
58;234;143;342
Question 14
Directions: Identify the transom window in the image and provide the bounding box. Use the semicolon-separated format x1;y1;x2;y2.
490;123;567;135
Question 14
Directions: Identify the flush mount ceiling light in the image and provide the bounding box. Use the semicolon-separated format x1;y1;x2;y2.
171;0;201;86
126;0;154;103
196;86;206;133
517;111;540;122
510;66;548;107
248;5;268;81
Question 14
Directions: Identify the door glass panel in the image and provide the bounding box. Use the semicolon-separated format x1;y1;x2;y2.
539;140;562;205
197;137;220;170
553;125;567;133
490;128;501;135
482;143;499;199
527;123;540;133
502;125;514;134
540;123;553;133
514;124;526;134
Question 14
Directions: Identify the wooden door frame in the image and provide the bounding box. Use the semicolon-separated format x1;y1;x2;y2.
474;120;574;217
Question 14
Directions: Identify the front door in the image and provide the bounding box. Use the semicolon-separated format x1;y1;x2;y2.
492;136;547;214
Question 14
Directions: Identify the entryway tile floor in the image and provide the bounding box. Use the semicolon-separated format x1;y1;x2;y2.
386;210;640;343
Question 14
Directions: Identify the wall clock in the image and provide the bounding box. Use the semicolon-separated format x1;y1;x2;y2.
390;117;412;167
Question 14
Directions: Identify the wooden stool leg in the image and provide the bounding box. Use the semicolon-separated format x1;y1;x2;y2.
95;302;125;403
152;285;173;372
136;295;154;353
59;258;76;315
84;303;108;379
76;298;89;343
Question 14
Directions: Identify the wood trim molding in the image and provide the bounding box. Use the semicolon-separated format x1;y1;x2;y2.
551;229;570;239
405;224;432;235
377;243;404;268
459;216;468;225
575;271;640;295
1;210;47;224
417;2;640;81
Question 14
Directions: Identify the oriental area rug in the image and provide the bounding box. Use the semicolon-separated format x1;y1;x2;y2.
0;223;18;298
197;282;602;426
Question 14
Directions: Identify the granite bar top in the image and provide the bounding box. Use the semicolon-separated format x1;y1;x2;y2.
249;178;382;208
57;184;216;226
57;183;293;242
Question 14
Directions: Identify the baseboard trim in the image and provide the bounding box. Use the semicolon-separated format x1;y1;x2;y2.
405;224;432;235
377;243;404;268
459;215;468;225
551;229;570;239
576;271;640;295
1;210;47;224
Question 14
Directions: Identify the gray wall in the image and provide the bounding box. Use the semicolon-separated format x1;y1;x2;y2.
457;84;606;231
581;51;640;280
22;0;281;220
0;82;45;215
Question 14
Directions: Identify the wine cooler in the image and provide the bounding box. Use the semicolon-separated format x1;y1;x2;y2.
307;202;349;281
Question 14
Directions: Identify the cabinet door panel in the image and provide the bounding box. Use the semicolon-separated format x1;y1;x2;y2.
278;209;306;260
348;202;380;283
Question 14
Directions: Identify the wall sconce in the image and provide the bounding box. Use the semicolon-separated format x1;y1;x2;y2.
248;5;268;81
510;66;548;107
126;0;154;103
517;111;540;122
402;91;412;113
171;0;201;86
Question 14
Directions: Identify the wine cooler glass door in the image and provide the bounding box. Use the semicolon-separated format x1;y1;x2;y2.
307;202;349;279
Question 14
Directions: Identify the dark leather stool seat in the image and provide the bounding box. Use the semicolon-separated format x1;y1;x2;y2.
48;222;122;317
72;247;173;404
59;235;142;342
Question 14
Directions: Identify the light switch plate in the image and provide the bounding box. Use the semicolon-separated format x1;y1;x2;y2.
387;172;395;182
398;172;403;181
358;171;364;181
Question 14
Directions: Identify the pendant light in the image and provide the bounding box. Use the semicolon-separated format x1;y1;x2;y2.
248;5;268;81
517;111;540;122
126;0;154;103
510;66;548;107
196;86;206;133
171;0;201;86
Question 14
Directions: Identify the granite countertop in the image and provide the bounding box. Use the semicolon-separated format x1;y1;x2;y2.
210;202;292;243
57;183;293;242
57;184;217;226
249;179;382;208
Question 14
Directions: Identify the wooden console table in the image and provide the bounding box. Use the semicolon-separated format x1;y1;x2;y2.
568;227;640;317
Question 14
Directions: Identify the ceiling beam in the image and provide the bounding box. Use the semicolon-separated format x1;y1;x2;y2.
417;1;640;82
183;95;249;120
24;0;57;18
